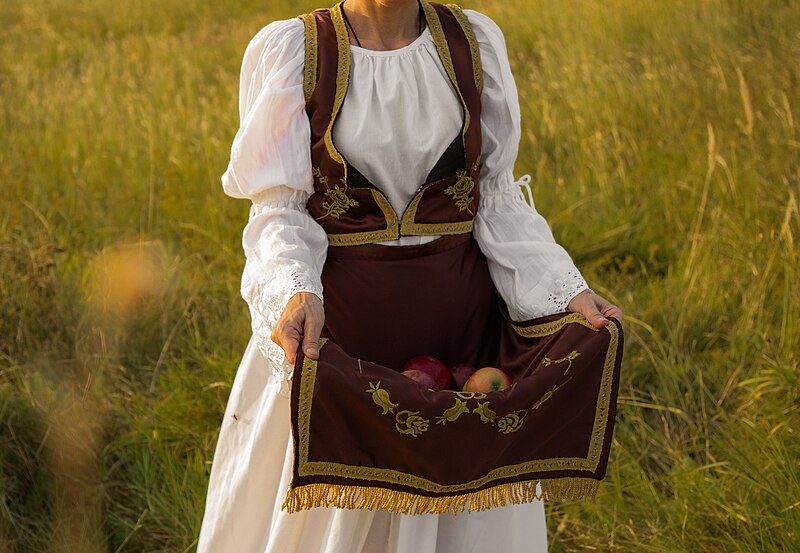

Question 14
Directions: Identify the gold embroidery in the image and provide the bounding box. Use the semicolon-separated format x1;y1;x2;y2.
399;188;474;236
312;167;328;187
447;4;483;95
318;184;359;220
395;410;430;437
295;317;620;493
497;411;527;434
300;13;318;102
364;344;581;436
366;381;398;415
435;398;470;425
365;379;431;437
444;170;475;213
448;391;487;400
327;189;400;245
283;477;600;515
511;312;602;338
472;401;497;422
542;350;580;374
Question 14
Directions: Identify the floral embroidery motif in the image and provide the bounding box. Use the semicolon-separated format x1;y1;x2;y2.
496;411;527;434
364;350;580;436
320;184;358;219
541;350;581;374
435;398;470;425
312;167;329;187
472;401;497;423
395;410;429;437
314;167;359;220
367;381;398;415
444;170;475;213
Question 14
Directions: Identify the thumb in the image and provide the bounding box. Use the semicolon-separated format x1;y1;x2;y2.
583;302;609;329
301;314;323;360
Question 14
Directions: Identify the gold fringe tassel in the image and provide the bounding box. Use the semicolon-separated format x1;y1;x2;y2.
282;477;599;515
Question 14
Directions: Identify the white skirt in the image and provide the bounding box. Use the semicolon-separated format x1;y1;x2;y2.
196;336;549;553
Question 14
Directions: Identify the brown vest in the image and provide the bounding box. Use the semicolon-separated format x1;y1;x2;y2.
298;1;483;246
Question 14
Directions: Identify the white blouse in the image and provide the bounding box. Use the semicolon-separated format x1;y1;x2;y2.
221;10;590;395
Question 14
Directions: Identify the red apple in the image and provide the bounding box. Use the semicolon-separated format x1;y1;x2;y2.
449;363;476;391
403;355;450;390
401;369;438;390
462;366;512;393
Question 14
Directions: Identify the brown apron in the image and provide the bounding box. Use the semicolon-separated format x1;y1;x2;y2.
283;1;624;515
284;232;623;515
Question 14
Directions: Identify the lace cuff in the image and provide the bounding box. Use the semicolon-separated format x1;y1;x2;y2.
509;261;590;321
547;268;591;314
244;263;324;398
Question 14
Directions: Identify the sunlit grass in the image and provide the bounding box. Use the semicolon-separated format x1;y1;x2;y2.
1;0;799;550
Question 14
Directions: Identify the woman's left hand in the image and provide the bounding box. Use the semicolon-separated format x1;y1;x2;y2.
566;289;623;329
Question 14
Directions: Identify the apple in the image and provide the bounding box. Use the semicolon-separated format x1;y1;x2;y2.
403;355;450;390
449;363;476;391
401;369;438;390
462;366;512;393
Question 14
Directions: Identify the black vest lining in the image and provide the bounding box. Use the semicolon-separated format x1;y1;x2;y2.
344;132;465;191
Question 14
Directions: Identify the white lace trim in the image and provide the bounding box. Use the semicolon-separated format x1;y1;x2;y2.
245;264;324;398
547;269;590;314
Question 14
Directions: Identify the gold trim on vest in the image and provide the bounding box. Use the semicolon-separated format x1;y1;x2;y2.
447;4;483;95
326;190;400;245
301;13;318;102
323;2;350;172
422;2;471;139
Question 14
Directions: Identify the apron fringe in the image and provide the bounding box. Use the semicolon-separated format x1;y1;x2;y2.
281;477;599;515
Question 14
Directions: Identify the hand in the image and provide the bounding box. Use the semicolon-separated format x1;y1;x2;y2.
566;289;623;329
270;291;325;365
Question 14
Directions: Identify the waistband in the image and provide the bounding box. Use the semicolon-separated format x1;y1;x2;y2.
325;233;472;261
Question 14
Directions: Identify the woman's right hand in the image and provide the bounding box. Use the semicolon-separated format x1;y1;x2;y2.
271;291;325;365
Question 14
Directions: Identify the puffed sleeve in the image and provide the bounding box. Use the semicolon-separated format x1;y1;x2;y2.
465;10;591;321
222;18;328;397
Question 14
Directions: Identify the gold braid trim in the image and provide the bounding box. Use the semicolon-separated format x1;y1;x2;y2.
283;477;599;515
400;186;474;235
300;13;318;103
446;4;483;95
422;2;470;138
326;189;400;246
323;2;350;172
511;312;602;338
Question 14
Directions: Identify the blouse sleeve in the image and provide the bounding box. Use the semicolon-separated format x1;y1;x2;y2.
222;18;328;396
465;9;591;321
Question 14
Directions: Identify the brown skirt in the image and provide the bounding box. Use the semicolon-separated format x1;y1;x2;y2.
285;234;623;515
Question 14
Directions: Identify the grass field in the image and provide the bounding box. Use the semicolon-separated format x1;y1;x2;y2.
1;0;799;550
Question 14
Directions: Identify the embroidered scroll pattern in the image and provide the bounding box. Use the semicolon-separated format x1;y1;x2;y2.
444;170;475;213
365;351;580;437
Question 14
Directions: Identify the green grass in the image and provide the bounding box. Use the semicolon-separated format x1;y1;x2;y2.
1;0;799;550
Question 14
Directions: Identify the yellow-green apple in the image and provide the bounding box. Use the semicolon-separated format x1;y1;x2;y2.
401;369;438;390
402;355;450;390
462;366;512;392
449;363;476;391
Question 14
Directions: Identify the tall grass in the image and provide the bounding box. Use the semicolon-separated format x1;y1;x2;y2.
1;0;798;550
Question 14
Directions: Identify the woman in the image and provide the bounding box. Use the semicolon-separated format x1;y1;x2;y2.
198;0;623;551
